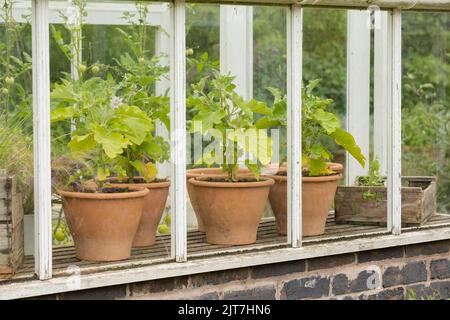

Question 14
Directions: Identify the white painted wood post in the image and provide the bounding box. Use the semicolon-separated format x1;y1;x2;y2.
219;5;253;100
374;10;391;177
170;0;187;261
346;10;371;185
387;9;402;234
155;5;171;179
32;0;52;280
286;4;302;247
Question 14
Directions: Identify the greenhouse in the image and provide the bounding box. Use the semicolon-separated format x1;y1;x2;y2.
0;0;449;301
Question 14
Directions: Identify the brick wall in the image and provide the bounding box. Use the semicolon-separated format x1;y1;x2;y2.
31;240;450;300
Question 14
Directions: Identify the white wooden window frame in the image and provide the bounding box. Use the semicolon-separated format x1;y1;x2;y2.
0;0;448;299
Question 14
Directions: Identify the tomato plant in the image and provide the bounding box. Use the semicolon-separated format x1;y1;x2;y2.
257;79;366;176
187;71;272;181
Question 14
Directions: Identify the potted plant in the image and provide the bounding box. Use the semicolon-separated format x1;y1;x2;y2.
258;80;366;236
104;4;171;247
51;73;159;261
187;71;275;245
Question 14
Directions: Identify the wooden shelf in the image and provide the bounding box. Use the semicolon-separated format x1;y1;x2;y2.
3;213;450;285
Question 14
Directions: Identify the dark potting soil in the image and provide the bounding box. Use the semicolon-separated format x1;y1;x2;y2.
196;177;260;183
111;177;168;184
68;182;134;194
97;187;133;193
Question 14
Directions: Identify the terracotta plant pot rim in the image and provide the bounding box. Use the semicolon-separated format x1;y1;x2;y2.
108;177;170;189
264;171;343;183
188;177;275;188
57;186;149;200
279;162;344;172
186;167;251;179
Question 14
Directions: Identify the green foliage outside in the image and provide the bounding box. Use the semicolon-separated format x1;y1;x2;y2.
0;1;33;214
402;12;450;213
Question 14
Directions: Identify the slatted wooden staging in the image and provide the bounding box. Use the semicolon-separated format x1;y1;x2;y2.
2;213;450;284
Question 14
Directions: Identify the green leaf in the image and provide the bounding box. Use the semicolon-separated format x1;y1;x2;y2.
192;110;225;132
246;99;272;115
266;87;282;104
257;130;272;166
68;134;96;153
310;144;332;160
306;79;321;95
245;162;261;180
51;107;74;123
130;160;157;182
311;109;340;134
255;117;281;129
331;128;366;168
111;105;153;145
308;158;328;176
94;126;129;159
97;167;110;182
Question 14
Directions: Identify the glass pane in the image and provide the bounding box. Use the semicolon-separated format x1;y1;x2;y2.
0;1;34;279
402;12;449;219
186;4;288;257
50;1;172;273
302;8;388;240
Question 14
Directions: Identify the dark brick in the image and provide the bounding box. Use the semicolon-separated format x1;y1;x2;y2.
430;281;450;299
190;268;249;288
307;253;355;271
357;247;404;263
281;276;329;300
383;266;402;287
351;270;381;292
402;261;427;284
332;269;382;295
130;276;188;296
405;240;450;257
361;287;404;300
60;285;126;300
224;285;276;300
331;274;349;295
251;260;305;279
430;259;450;280
383;261;427;287
194;292;220;300
405;284;440;300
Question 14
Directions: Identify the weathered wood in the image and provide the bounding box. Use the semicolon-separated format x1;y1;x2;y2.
335;176;437;226
0;174;24;278
183;0;450;11
0;176;18;202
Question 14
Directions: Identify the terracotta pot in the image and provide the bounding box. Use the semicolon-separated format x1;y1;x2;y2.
109;178;170;247
186;168;252;232
58;187;148;261
265;166;343;236
188;177;274;245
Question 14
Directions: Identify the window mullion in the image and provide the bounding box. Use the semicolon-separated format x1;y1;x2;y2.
287;4;302;247
170;0;187;261
32;0;52;280
388;9;402;235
